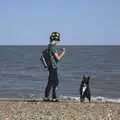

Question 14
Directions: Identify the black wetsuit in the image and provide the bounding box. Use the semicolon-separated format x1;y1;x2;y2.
44;67;59;99
44;44;59;100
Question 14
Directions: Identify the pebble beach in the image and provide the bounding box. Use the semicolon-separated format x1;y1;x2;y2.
0;100;120;120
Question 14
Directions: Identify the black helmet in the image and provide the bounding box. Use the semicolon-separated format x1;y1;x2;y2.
50;32;60;42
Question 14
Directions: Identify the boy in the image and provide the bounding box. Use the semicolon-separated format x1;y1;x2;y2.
43;32;65;102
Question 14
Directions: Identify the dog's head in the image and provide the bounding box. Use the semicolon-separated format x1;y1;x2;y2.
81;75;90;85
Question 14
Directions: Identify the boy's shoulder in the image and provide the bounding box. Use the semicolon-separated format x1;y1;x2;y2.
49;44;58;52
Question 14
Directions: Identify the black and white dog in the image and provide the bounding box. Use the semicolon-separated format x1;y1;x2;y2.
80;75;91;102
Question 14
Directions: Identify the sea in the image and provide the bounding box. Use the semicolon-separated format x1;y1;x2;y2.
0;46;120;103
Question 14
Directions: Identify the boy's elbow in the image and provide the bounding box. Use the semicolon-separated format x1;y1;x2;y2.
55;53;61;60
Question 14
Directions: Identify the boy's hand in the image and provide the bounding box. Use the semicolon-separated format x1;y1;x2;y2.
62;48;66;53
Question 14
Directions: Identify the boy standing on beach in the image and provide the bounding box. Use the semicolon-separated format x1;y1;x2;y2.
43;32;65;102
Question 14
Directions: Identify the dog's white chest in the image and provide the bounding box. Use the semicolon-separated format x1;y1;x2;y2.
82;85;87;94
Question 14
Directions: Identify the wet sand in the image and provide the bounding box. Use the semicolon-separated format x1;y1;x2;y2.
0;100;120;120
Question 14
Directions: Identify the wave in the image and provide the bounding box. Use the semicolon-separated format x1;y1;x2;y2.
59;95;120;103
0;95;120;103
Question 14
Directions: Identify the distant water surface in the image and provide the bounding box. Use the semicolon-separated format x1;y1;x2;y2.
0;46;120;102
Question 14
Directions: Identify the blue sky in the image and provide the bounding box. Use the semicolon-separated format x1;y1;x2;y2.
0;0;120;45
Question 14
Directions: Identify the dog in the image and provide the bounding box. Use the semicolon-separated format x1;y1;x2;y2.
80;75;91;102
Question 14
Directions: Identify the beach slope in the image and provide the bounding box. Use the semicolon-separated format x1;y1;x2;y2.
0;100;120;120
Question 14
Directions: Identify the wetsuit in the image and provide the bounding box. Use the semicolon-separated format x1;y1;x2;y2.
44;44;59;100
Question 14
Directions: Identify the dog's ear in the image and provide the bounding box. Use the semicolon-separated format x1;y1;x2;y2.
88;76;90;80
83;75;85;79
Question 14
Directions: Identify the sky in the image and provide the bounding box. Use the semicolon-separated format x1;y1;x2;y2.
0;0;120;45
